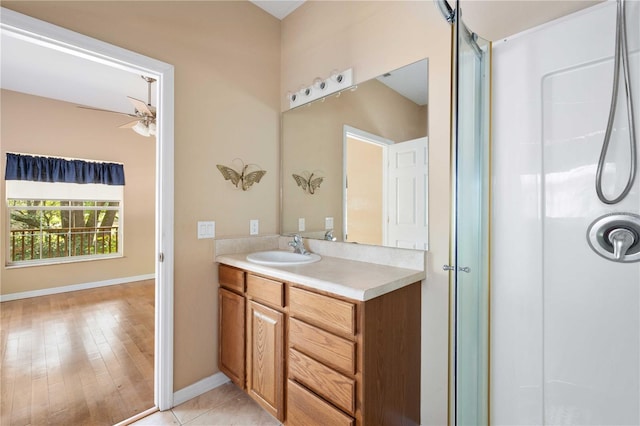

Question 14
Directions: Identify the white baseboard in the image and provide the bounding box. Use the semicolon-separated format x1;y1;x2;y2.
0;273;155;302
173;372;230;407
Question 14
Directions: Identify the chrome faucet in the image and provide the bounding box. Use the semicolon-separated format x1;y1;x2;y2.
324;229;337;241
608;228;636;260
288;234;309;255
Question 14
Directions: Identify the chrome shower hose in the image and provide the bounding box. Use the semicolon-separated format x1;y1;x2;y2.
596;0;637;205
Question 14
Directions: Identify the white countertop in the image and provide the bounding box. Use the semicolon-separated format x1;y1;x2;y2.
216;251;425;301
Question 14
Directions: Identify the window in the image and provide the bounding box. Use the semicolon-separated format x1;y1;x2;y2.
8;199;121;265
5;153;126;267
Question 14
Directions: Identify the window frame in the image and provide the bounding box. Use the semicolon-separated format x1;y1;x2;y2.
6;197;124;267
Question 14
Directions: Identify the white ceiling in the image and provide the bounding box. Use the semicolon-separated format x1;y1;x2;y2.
250;0;305;19
1;30;154;115
377;60;428;106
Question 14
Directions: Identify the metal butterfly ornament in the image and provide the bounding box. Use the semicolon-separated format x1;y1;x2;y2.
216;160;267;191
292;172;324;194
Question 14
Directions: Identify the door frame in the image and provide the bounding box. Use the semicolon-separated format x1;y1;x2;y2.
0;8;175;410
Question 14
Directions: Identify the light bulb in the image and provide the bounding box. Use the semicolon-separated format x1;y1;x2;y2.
148;121;157;136
313;77;326;90
330;69;344;83
132;121;151;137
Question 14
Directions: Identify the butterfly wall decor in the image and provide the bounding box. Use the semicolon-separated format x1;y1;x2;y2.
292;172;324;195
216;160;267;191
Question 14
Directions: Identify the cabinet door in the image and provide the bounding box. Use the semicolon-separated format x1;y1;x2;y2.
218;288;245;388
246;300;284;421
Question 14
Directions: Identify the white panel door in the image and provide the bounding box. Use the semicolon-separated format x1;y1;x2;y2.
386;137;428;249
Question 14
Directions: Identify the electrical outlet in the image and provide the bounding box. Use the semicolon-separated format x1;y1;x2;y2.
298;218;306;232
325;217;334;230
250;219;259;235
197;221;215;239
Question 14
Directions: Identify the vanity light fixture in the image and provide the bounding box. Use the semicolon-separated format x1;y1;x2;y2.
287;68;354;109
313;77;326;90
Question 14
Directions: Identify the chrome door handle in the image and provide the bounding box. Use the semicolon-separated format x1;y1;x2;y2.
443;265;471;273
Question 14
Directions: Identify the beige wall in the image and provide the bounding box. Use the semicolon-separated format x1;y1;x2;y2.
1;89;155;294
461;0;601;41
1;0;600;417
1;1;281;391
282;2;452;423
282;78;427;239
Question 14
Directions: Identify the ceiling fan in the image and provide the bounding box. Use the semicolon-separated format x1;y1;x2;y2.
78;75;157;137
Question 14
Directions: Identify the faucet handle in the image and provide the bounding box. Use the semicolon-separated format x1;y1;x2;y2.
608;228;635;260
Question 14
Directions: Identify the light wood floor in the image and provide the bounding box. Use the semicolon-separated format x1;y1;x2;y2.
1;280;155;425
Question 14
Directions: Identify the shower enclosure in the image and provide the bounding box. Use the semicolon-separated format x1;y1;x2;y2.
439;0;492;423
492;1;639;424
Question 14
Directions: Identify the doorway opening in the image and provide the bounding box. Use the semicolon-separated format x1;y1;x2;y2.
0;6;175;416
343;126;428;249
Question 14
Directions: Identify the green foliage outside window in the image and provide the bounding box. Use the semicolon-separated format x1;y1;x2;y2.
8;199;121;264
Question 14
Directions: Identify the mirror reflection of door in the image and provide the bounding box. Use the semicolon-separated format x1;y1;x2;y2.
387;137;428;249
344;126;428;249
344;127;392;245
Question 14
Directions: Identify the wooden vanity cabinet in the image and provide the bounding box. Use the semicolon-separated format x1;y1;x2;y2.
217;265;286;421
217;263;421;426
287;283;421;426
218;265;246;388
245;274;286;420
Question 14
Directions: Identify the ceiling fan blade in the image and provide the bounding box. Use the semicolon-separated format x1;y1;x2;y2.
77;105;138;118
127;96;153;116
119;119;140;129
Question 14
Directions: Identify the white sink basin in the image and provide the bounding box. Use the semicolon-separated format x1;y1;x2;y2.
246;250;321;266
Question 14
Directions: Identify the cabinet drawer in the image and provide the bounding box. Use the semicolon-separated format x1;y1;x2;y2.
289;318;355;375
246;274;284;308
289;348;355;415
219;264;245;293
287;380;354;426
289;287;356;336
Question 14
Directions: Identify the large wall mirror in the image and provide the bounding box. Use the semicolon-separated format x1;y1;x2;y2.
281;59;429;249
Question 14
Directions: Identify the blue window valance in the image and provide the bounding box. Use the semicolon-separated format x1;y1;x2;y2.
5;153;125;185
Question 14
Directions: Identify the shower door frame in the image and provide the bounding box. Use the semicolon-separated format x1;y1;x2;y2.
448;2;492;424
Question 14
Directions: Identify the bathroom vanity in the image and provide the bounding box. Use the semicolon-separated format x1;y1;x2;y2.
216;250;424;426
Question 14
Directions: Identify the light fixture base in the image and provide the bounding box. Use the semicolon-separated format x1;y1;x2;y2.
288;68;354;109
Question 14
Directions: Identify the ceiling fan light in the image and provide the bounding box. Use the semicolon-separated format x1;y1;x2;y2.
132;120;150;137
148;121;157;136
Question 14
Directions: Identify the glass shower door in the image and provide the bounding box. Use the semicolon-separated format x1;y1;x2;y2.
449;5;491;425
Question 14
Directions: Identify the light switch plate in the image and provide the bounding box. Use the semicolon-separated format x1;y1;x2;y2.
298;218;305;232
325;217;334;230
197;221;215;239
250;219;259;235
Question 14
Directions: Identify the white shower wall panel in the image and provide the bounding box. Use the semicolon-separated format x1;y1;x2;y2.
492;2;640;424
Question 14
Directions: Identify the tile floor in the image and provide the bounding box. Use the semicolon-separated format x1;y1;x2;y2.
131;382;281;426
